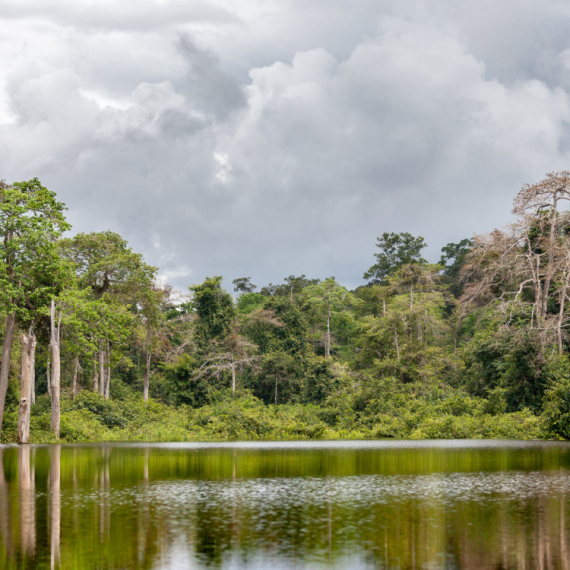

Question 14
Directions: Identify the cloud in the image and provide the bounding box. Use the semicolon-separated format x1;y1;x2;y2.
1;1;570;291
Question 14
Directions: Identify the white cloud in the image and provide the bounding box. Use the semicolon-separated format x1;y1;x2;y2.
1;1;570;289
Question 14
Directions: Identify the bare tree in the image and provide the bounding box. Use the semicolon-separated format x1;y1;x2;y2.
17;330;36;444
462;171;570;353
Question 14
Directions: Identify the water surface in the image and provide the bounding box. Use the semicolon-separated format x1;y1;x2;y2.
1;440;570;569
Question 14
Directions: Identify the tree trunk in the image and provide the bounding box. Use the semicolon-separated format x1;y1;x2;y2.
93;359;98;393
30;340;36;406
17;331;36;444
50;300;61;440
104;343;110;400
47;355;51;397
541;194;559;318
0;312;16;437
143;351;151;402
98;348;105;397
326;302;331;358
231;354;236;399
382;299;386;318
72;356;79;399
394;326;400;360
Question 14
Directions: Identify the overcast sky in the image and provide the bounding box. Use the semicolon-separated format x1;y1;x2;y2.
1;0;570;291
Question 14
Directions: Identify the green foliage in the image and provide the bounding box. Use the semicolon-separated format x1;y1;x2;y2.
190;276;235;346
58;231;157;301
1;174;568;444
236;292;266;314
364;232;427;283
541;357;570;439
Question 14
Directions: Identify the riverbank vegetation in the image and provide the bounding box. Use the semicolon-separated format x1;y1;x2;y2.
1;172;570;443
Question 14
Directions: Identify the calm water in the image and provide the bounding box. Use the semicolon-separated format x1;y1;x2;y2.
2;441;570;569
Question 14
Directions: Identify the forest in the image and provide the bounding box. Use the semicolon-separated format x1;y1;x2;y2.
2;172;570;443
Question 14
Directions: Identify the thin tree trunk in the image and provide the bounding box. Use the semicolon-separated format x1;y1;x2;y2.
104;343;110;400
98;348;105;397
394;326;400;360
17;331;36;444
0;312;16;436
382;298;386;318
231;354;236;399
72;356;79;399
541;194;559;318
50;300;61;440
93;359;98;393
47;355;51;397
557;268;570;354
30;340;36;406
143;351;151;402
326;302;331;358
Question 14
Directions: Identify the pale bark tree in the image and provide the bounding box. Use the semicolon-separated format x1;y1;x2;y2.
50;300;62;439
71;356;80;399
0;179;69;437
462;171;570;353
198;332;260;399
17;331;36;444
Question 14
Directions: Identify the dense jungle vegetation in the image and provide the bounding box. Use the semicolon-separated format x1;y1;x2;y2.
2;172;570;443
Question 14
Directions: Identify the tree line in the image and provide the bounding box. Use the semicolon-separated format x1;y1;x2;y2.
2;172;570;442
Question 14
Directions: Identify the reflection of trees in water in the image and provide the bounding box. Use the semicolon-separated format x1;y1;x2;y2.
49;444;60;570
0;446;570;568
19;445;35;558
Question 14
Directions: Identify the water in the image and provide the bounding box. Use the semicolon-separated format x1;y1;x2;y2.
1;440;570;569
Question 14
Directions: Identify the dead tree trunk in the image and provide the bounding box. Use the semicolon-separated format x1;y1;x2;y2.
72;356;79;399
98;348;105;397
17;331;36;444
0;312;16;437
50;300;61;440
143;351;151;402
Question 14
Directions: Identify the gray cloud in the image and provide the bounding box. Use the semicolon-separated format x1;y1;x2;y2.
1;1;570;291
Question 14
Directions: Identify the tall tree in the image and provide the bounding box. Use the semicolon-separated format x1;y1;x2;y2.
302;278;359;358
364;232;427;283
190;276;235;347
463;171;570;353
232;277;256;294
0;179;70;436
58;231;157;302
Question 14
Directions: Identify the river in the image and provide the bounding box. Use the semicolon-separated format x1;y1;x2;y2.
1;440;570;568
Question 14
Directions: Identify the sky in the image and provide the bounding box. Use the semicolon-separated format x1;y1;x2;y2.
1;0;570;291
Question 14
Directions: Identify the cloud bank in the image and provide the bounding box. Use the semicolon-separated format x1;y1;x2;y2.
1;0;570;289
